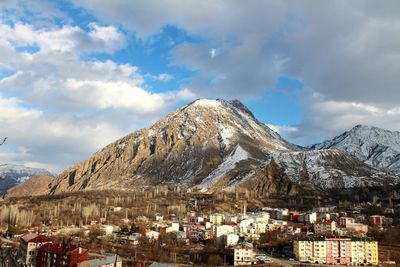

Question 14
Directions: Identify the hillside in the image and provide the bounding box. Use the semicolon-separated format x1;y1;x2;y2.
0;164;53;195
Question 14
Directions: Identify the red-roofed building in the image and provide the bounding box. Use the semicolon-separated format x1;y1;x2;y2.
36;243;88;267
19;233;52;267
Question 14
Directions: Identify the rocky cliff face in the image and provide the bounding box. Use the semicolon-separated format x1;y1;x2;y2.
310;125;400;173
0;164;53;195
47;100;399;195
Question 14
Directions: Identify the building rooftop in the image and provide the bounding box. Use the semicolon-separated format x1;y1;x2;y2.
21;233;52;243
83;254;121;266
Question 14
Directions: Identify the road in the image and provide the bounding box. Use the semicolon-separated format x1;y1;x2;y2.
267;256;296;267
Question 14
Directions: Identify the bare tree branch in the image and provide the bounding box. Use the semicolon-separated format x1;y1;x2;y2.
0;137;7;146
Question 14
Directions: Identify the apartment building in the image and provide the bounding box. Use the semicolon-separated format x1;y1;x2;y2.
294;237;378;265
234;242;257;265
19;233;52;267
314;220;336;234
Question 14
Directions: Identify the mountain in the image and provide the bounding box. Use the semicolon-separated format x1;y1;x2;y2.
47;99;399;195
6;175;53;198
0;164;53;195
310;125;400;173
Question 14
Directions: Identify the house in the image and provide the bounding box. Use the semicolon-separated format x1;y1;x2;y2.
234;242;257;265
19;233;52;267
36;244;88;267
78;253;122;267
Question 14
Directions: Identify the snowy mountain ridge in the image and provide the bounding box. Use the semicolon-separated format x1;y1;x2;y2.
11;99;400;196
310;125;400;173
0;164;53;194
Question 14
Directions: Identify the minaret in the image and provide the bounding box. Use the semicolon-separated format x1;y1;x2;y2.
243;202;247;219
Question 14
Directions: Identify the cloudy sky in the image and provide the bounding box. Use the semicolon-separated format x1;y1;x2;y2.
1;0;400;172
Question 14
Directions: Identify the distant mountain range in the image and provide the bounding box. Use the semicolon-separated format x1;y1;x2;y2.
42;99;399;196
4;99;400;198
310;125;400;173
0;164;53;194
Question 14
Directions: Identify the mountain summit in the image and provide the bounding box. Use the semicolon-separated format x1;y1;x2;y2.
310;125;400;173
46;100;399;195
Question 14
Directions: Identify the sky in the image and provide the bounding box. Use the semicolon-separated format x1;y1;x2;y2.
1;0;400;173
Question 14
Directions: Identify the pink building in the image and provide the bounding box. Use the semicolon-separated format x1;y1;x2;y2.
325;237;352;265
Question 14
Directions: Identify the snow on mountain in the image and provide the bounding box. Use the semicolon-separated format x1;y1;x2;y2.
45;100;400;195
310;125;400;173
0;164;53;194
198;145;251;190
270;149;398;189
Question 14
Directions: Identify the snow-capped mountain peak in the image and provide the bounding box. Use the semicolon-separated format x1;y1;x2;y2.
0;164;53;194
310;125;400;172
45;101;400;195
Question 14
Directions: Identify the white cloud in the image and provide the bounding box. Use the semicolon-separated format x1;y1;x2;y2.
0;21;196;172
210;48;217;58
266;124;298;139
0;93;123;171
145;72;174;81
288;95;400;145
70;0;400;141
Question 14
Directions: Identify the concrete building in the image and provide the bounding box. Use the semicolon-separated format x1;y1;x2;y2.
294;237;378;265
19;233;52;267
314;220;336;234
369;215;385;227
351;238;379;265
325;237;352;265
224;233;240;247
346;223;368;235
36;244;88;267
215;225;235;242
293;237;326;264
209;213;225;225
234;242;257;265
340;217;355;226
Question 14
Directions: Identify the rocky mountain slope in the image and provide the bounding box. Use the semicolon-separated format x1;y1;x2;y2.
6;175;53;198
46;99;399;195
0;164;53;195
310;125;400;173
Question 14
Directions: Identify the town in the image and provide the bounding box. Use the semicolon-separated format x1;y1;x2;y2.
0;187;399;266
